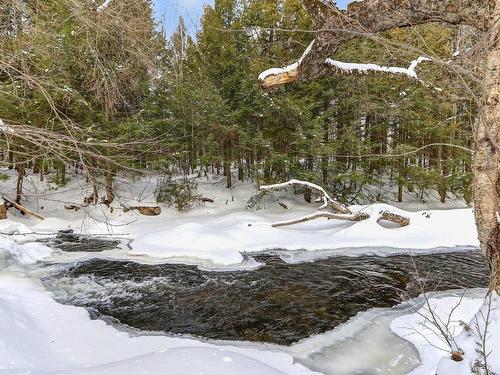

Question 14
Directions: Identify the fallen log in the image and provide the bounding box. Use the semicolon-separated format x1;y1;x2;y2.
260;179;351;214
2;196;44;220
271;211;369;228
123;205;161;216
377;210;410;227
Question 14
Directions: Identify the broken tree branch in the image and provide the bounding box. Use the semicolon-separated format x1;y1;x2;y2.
271;211;369;228
260;178;351;214
2;196;44;220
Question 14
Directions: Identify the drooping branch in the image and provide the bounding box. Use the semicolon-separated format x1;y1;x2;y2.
260;179;410;228
260;178;351;214
259;0;493;88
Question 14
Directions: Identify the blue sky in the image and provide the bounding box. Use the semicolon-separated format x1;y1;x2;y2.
153;0;353;35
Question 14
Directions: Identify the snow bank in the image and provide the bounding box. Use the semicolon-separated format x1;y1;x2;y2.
0;170;479;267
0;237;52;266
128;204;478;266
437;292;500;375
0;269;317;375
391;289;500;375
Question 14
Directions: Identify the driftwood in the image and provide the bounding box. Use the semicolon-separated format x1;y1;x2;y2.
259;179;410;228
123;205;161;216
260;179;351;214
272;211;369;228
378;210;410;227
2;196;44;220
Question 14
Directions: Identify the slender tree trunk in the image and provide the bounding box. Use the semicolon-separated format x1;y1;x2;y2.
15;162;25;204
474;0;500;292
105;164;114;205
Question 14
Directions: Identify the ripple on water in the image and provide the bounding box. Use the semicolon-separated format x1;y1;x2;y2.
42;251;489;346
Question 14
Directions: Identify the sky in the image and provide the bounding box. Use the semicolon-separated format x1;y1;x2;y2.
153;0;353;36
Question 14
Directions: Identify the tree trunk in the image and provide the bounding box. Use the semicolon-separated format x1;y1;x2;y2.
15;162;25;204
474;0;500;292
104;165;114;206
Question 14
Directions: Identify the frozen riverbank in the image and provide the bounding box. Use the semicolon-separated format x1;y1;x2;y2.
0;173;479;268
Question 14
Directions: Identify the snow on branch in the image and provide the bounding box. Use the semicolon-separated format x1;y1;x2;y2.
0;119;14;135
260;179;410;228
258;40;315;88
260;178;351;214
97;0;113;13
324;56;431;80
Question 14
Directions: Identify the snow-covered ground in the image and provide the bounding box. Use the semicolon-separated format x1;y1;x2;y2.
0;258;318;374
1;169;496;375
0;171;478;268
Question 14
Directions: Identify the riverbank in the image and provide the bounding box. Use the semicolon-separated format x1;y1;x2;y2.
0;172;479;268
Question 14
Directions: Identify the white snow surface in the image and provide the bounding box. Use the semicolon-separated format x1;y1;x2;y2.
391;290;500;375
325;56;431;80
0;170;494;375
0;266;318;375
0;232;53;264
0;171;478;267
96;0;112;12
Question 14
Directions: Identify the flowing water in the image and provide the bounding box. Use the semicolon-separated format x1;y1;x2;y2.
43;250;489;346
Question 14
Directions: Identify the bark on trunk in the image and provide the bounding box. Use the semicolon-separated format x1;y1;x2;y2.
15;162;25;204
473;0;500;292
104;165;114;206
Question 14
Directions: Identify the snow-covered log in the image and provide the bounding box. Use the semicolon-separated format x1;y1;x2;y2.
271;211;369;228
260;179;410;228
260;179;351;214
2;196;44;220
378;210;410;227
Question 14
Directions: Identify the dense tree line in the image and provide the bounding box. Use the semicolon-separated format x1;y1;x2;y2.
0;0;476;205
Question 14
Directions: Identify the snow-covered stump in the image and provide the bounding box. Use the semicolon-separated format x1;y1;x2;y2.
259;179;410;228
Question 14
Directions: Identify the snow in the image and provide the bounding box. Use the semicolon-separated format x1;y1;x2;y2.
0;118;14;134
0;169;494;375
0;264;318;375
126;203;478;266
97;0;112;12
0;170;479;268
391;290;500;375
259;40;315;81
0;234;53;264
437;292;500;374
325;56;431;80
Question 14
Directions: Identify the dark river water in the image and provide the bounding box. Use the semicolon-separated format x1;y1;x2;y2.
43;249;489;345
